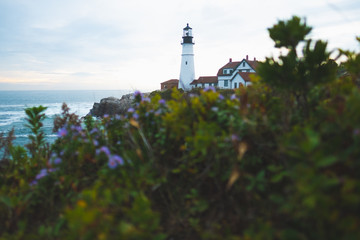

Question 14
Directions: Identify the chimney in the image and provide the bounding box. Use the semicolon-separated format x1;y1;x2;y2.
246;55;248;60
254;57;256;61
229;58;232;62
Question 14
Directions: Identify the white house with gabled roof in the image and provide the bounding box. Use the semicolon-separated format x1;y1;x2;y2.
188;55;258;89
216;56;258;89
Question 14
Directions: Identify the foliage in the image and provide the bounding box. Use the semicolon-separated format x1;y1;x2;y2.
0;16;360;239
25;106;49;159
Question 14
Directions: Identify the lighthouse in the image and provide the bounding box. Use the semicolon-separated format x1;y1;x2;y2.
178;23;195;90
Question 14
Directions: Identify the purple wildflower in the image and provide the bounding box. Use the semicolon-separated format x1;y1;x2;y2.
231;134;240;142
36;169;48;180
57;127;67;137
133;113;139;120
93;139;99;146
230;94;237;100
134;90;142;97
111;155;124;165
133;90;143;101
29;180;38;186
155;109;162;115
159;99;166;105
49;168;57;173
54;158;62;165
107;155;124;169
204;86;216;92
97;146;111;156
90;128;98;134
127;107;135;113
108;158;118;169
71;125;82;132
103;114;110;118
218;94;225;100
142;97;151;103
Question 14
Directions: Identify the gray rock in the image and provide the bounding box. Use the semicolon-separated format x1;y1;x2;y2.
89;94;134;117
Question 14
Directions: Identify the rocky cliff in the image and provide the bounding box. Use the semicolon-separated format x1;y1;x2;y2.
89;93;134;117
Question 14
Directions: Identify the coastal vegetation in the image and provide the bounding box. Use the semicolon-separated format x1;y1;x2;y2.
1;16;360;239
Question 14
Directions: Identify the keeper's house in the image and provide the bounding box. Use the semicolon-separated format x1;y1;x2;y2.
160;55;258;90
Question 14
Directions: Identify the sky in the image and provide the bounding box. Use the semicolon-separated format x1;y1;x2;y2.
0;0;359;91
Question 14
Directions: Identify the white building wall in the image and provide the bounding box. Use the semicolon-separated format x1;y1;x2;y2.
217;76;228;89
179;44;195;90
236;60;256;72
232;74;246;88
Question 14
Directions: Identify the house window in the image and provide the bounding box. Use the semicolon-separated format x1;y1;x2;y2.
202;83;205;87
243;62;245;67
214;83;218;87
224;80;228;87
234;83;237;88
223;69;233;74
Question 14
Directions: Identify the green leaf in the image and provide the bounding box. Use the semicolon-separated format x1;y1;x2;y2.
317;156;338;167
0;196;12;208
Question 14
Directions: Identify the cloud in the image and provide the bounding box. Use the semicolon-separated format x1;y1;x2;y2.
0;0;359;90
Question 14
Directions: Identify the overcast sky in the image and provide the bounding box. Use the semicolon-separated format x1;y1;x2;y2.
0;0;359;91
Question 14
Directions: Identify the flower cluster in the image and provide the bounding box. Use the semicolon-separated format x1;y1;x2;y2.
30;167;58;186
96;146;124;169
203;86;216;92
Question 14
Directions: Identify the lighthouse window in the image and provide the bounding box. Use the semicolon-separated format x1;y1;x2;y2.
185;61;188;65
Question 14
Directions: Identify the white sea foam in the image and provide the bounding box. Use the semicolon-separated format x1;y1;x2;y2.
0;104;25;108
14;134;58;138
41;102;93;117
0;114;24;127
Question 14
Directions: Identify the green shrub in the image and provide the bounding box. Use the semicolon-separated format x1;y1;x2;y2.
0;16;359;239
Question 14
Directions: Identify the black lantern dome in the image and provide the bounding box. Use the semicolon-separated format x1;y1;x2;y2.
182;23;194;44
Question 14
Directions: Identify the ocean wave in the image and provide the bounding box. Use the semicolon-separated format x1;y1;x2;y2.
0;104;25;108
0;116;23;127
14;134;58;138
42;102;93;117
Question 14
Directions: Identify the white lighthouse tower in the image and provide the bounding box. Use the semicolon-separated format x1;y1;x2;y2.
178;23;195;90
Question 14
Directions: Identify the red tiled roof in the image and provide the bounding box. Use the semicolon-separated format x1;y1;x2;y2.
247;60;259;70
238;72;256;82
190;76;218;85
217;61;242;76
161;79;179;84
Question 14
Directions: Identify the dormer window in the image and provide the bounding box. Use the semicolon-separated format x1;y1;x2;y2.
223;69;233;75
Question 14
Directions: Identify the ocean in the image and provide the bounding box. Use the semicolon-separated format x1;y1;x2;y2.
0;90;131;146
